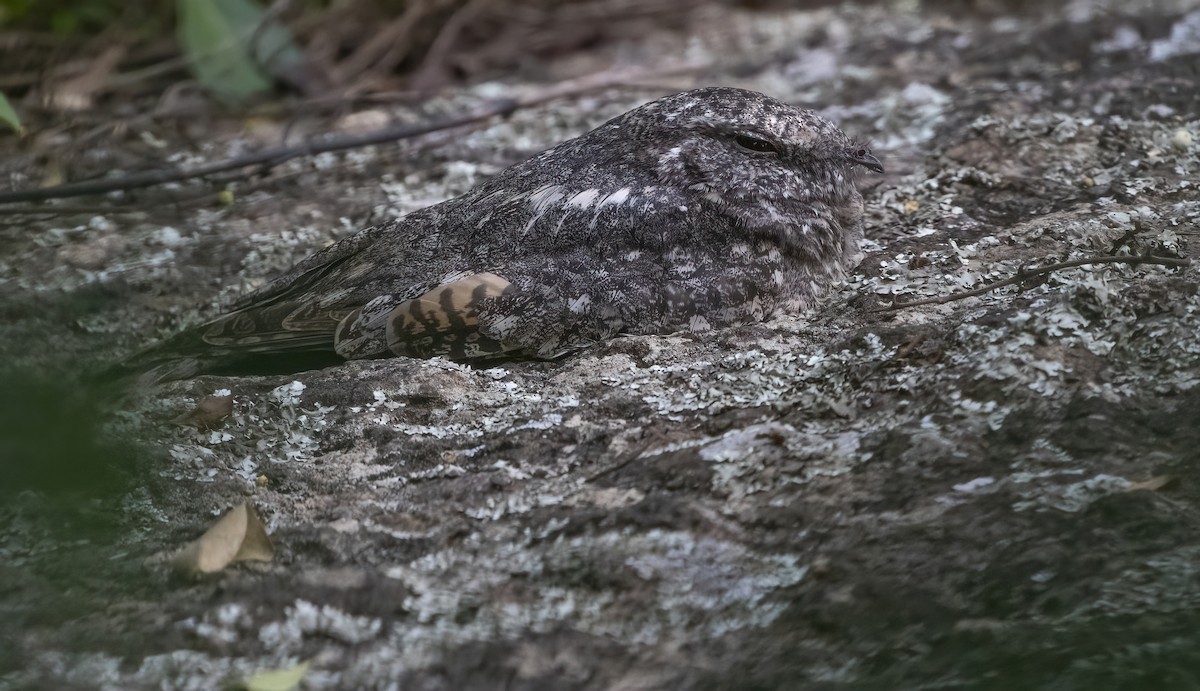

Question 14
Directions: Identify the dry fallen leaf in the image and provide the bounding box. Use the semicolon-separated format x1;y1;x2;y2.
174;394;234;430
172;502;274;576
243;661;310;691
45;46;126;112
1126;475;1177;492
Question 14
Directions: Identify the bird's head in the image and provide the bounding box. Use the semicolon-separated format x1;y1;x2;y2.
632;86;881;202
619;86;881;264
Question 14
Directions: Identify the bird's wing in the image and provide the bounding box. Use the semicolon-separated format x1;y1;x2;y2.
334;272;518;360
199;299;354;351
193;241;382;356
110;219;437;382
229;222;388;312
118;162;695;381
196;209;455;357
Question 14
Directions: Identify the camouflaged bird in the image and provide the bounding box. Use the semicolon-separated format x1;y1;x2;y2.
127;87;882;380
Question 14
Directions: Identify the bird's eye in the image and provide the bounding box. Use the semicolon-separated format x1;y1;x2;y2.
735;135;778;154
854;148;868;158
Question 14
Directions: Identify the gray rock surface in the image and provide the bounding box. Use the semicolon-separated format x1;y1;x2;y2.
2;1;1199;688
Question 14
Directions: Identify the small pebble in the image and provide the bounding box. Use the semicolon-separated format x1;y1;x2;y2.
1172;129;1193;151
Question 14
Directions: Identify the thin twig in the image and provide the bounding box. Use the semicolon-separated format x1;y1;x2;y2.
334;0;440;83
874;254;1191;312
0;61;707;207
409;0;493;90
0;100;518;205
0;204;166;216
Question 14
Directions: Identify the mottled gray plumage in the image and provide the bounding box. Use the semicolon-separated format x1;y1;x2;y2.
128;87;882;380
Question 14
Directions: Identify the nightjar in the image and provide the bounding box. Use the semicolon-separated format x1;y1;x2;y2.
127;87;882;381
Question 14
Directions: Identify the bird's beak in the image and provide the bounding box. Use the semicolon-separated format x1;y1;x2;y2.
850;150;884;174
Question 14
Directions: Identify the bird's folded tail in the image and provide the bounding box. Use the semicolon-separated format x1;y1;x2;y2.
91;306;344;394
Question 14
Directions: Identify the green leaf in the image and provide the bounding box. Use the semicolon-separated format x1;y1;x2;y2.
51;9;79;35
0;92;21;134
207;0;304;73
176;0;303;103
243;661;310;691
